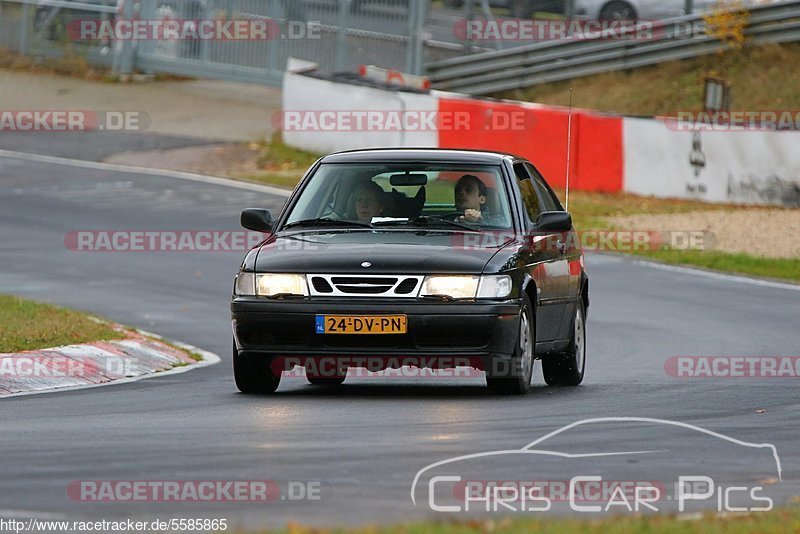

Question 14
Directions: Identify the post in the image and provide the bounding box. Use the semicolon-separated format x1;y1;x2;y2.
266;0;279;72
112;0;139;78
406;0;426;75
565;0;576;19
335;0;349;72
19;1;30;54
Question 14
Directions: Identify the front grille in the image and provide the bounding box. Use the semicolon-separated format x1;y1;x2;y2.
311;277;334;293
307;274;423;298
332;277;398;294
395;278;419;294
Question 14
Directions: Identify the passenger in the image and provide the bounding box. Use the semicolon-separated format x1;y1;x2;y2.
354;181;385;223
454;174;488;224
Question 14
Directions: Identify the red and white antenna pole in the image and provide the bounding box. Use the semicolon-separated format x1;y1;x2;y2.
565;88;574;212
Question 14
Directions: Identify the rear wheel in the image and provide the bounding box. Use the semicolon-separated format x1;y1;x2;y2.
542;299;586;386
486;293;534;395
232;339;281;394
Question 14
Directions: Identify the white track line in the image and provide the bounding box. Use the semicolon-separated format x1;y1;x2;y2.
619;256;800;291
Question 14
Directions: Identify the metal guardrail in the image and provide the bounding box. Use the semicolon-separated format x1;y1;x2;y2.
426;0;800;95
0;0;441;85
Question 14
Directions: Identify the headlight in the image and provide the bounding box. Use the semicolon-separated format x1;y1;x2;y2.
477;275;512;298
421;275;479;299
421;275;512;299
235;273;308;297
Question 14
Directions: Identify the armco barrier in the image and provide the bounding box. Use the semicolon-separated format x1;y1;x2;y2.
281;63;800;205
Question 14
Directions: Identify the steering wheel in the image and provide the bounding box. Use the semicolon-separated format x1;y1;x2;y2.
440;211;466;221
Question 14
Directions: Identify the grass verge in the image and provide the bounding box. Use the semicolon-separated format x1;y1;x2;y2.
271;508;800;534
560;190;799;282
0;294;121;353
235;133;322;189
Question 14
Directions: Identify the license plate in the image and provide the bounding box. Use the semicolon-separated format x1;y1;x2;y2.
315;315;407;334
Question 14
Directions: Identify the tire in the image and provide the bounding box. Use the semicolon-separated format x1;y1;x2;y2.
232;339;281;394
307;375;346;386
542;298;586;386
486;293;534;395
305;360;347;386
599;1;637;21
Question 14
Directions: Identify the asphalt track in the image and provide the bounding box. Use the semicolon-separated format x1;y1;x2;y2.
0;138;798;528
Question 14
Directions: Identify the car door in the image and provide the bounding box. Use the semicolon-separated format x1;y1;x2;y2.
526;162;580;341
513;162;568;342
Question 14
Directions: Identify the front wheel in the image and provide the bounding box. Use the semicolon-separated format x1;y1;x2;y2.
542;299;586;386
233;339;281;394
486;293;534;395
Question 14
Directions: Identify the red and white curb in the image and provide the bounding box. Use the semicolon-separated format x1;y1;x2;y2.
0;327;219;398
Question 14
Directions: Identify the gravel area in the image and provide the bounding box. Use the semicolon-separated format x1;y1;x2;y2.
608;210;800;259
105;143;263;176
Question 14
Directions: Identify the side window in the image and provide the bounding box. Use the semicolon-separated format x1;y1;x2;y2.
525;163;564;211
513;163;541;224
524;162;561;212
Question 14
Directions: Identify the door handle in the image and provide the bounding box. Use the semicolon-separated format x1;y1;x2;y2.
556;240;567;254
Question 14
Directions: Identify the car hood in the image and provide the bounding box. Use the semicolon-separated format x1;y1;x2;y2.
253;230;514;274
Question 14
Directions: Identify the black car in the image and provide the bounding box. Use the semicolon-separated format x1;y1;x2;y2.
231;148;588;395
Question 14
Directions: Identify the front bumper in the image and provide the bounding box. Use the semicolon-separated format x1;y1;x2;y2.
232;297;522;365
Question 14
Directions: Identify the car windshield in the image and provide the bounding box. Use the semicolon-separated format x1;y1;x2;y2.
283;163;513;231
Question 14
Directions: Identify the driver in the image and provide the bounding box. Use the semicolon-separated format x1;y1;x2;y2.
454;175;488;224
354;181;385;223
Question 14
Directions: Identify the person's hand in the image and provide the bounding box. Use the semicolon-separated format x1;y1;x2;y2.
457;209;483;223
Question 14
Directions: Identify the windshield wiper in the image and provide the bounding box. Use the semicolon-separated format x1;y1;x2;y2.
407;216;480;232
281;218;372;230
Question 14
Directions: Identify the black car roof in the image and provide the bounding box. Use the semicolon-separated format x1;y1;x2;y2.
320;148;516;165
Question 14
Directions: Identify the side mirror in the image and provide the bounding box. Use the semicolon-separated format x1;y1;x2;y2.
241;208;273;232
535;211;573;232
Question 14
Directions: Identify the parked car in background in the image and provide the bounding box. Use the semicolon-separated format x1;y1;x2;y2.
573;0;772;21
444;0;566;18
